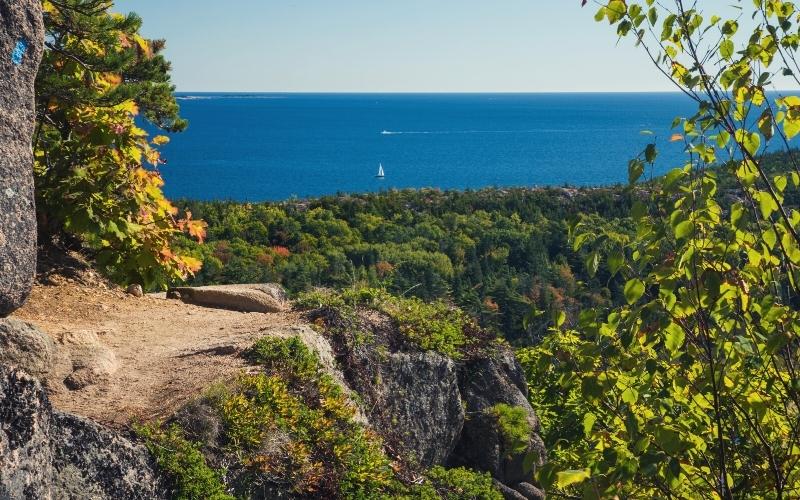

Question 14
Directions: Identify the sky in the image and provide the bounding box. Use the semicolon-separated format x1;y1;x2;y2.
112;1;696;93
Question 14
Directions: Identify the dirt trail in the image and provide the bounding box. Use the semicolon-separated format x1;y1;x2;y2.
11;278;300;428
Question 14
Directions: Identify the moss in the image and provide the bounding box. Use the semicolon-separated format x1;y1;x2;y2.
489;404;532;456
136;423;233;500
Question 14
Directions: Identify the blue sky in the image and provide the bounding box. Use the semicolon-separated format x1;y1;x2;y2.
114;0;674;92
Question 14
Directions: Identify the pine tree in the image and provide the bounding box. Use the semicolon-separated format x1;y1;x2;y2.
34;0;204;288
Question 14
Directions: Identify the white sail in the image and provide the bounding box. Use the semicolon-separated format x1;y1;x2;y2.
377;163;385;177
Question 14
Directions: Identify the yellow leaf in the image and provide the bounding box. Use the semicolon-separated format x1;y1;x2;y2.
132;34;153;58
115;100;139;116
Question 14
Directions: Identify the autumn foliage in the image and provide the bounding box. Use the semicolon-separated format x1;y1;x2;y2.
34;0;205;288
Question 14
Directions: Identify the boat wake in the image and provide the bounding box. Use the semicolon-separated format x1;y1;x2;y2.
381;129;569;135
177;95;288;101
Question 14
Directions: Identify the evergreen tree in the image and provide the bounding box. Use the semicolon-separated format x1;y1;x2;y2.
35;0;203;287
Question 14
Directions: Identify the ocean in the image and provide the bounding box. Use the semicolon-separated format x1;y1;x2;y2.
156;93;698;201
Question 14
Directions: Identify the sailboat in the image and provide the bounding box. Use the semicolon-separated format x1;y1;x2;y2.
376;163;385;179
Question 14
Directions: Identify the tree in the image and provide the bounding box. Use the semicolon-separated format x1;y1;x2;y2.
521;1;800;498
35;0;204;288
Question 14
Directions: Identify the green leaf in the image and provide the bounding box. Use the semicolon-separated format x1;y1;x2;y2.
665;323;685;354
629;159;645;184
758;109;774;140
583;412;597;437
606;0;627;23
716;130;730;148
621;386;639;404
655;427;685;454
581;376;604;401
554;310;566;328
647;7;657;26
720;39;735;60
674;220;694;240
644;143;658;163
585;251;601;277
735;129;761;156
607;249;625;276
756;191;778;219
624;279;645;304
555;469;591;488
730;202;746;228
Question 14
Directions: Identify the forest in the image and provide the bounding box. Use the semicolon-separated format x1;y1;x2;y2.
174;187;631;344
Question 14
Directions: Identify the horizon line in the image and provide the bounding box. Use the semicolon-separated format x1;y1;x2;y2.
173;89;799;95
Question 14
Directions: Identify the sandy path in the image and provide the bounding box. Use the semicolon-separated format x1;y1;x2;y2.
12;280;300;428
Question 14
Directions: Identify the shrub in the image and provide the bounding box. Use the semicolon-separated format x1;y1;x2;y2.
136;423;232;500
245;335;319;379
488;404;531;457
217;337;396;497
417;466;503;500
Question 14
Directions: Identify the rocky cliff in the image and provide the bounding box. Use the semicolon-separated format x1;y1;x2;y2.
0;287;548;499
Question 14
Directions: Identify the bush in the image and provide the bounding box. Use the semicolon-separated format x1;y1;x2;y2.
245;335;319;379
417;466;503;500
136;423;232;500
216;337;395;497
489;404;531;456
144;335;509;498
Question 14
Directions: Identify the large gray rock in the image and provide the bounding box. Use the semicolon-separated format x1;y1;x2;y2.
312;306;546;489
0;367;52;499
449;348;546;485
169;284;289;313
371;351;464;467
0;0;44;317
0;365;167;499
50;412;164;499
316;307;466;468
58;330;119;391
0;318;60;381
0;319;116;392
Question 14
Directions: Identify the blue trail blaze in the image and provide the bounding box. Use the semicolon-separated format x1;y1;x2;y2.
11;39;28;66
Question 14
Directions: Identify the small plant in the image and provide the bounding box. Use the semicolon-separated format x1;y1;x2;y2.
246;335;319;379
378;294;475;359
143;335;507;498
417;466;504;500
136;423;233;500
489;404;531;456
294;288;349;310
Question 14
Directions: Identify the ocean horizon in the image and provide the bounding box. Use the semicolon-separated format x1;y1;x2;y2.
154;92;703;201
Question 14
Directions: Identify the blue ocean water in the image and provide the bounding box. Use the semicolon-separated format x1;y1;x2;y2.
156;93;698;201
